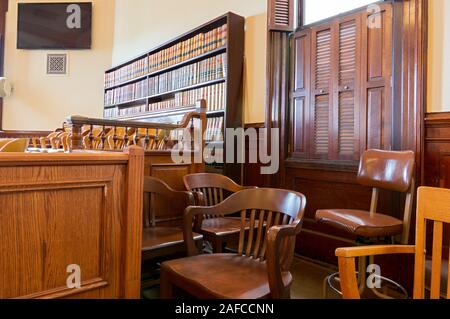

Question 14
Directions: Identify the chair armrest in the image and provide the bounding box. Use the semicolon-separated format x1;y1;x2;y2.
335;245;415;299
266;223;301;299
336;245;416;258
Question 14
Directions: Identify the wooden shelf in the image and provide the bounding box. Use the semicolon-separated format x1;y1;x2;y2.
103;12;244;183
105;46;227;91
105;78;226;109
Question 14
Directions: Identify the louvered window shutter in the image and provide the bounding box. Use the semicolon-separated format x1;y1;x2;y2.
311;27;332;158
268;0;294;32
336;16;360;160
289;3;392;163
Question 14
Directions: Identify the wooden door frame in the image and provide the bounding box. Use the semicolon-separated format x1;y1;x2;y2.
0;0;8;130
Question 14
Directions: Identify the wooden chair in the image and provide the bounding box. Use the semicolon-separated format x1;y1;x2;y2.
142;176;203;288
315;149;415;297
0;138;29;152
160;188;306;299
337;186;450;299
183;173;257;253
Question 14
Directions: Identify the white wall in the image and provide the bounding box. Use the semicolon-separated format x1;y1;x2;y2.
112;0;267;124
427;0;450;113
3;0;115;130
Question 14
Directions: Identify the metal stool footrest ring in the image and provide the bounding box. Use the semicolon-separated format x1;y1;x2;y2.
326;272;408;299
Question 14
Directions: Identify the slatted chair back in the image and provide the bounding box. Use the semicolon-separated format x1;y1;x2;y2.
183;173;250;207
184;188;306;264
414;187;450;299
143;176;195;229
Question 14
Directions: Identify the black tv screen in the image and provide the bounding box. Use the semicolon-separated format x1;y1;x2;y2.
17;2;92;49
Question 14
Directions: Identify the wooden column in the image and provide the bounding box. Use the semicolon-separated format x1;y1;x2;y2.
123;145;145;298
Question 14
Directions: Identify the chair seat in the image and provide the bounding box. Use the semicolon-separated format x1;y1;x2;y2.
201;217;264;237
315;209;403;238
142;227;202;252
161;253;292;299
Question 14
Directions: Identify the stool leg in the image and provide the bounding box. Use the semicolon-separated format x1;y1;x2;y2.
323;275;330;299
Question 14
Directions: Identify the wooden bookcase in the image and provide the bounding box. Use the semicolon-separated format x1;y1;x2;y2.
103;12;245;183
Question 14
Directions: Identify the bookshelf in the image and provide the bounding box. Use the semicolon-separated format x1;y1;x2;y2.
103;12;245;183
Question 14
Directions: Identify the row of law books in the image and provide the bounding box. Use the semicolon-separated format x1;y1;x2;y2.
104;24;228;88
105;54;227;106
205;117;224;142
148;54;227;96
147;82;226;112
104;82;227;118
104;79;148;106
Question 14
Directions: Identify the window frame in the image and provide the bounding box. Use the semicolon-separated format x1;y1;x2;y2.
297;0;386;31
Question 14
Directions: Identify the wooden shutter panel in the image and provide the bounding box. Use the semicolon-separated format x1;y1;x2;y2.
311;27;332;158
290;30;310;159
335;16;361;160
268;0;294;32
361;3;393;151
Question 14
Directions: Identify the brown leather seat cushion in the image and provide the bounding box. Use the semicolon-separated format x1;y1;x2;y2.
315;209;403;237
201;217;263;237
161;254;292;299
142;227;202;252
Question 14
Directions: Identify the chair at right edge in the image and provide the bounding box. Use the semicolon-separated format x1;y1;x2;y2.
315;149;415;298
337;186;450;299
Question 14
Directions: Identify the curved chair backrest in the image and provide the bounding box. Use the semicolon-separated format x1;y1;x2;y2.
185;188;306;261
183;173;253;206
0;138;29;152
357;149;416;244
0;139;12;149
143;176;195;228
357;149;415;192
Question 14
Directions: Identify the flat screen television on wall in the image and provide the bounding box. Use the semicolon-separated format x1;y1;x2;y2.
17;2;92;49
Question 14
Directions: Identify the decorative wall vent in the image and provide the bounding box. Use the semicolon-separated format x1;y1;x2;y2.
47;54;68;75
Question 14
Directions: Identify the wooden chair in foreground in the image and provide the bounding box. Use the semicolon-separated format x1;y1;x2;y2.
141;177;203;288
183;173;257;253
315;149;415;298
0;138;29;152
337;187;450;299
160;188;306;299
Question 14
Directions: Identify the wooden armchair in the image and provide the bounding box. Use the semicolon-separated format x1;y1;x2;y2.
336;187;450;299
160;188;306;299
142;177;203;262
0;138;29;152
183;173;257;253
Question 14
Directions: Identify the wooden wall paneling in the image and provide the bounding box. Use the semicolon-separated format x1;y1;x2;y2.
0;151;144;299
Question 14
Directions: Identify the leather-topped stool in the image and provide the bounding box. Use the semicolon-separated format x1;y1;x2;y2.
316;149;415;298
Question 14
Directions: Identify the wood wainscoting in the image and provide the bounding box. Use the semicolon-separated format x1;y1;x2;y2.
0;148;144;299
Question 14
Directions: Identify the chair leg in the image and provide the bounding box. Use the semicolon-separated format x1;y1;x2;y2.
160;270;174;299
213;238;223;253
358;256;367;295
